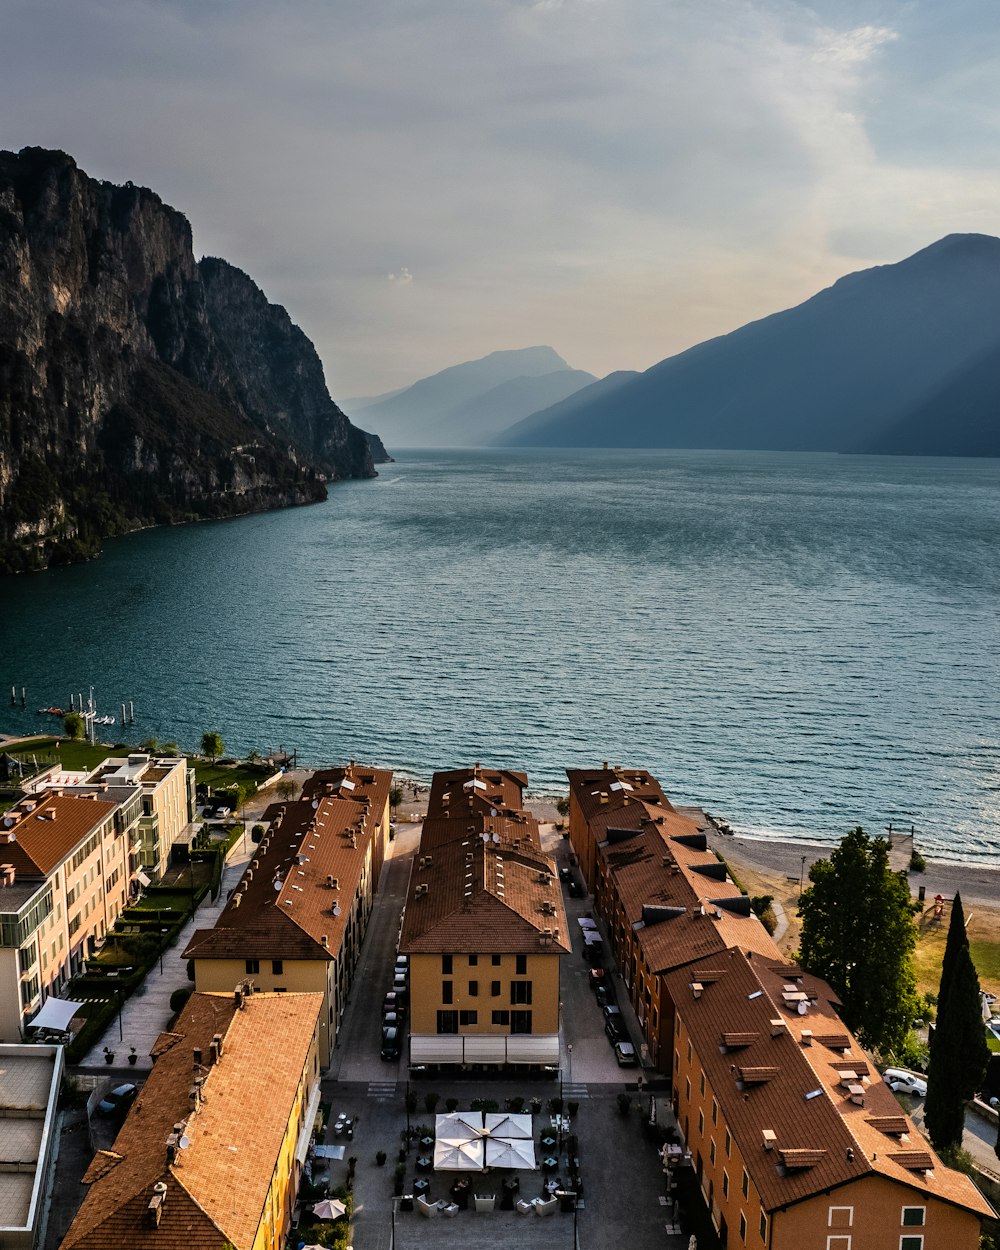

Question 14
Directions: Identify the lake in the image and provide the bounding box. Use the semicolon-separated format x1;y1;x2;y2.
2;448;998;865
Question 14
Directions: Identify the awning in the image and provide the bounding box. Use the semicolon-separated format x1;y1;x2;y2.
505;1035;560;1064
29;996;85;1032
312;1144;346;1160
463;1034;508;1063
410;1035;464;1064
136;870;152;887
295;1082;323;1165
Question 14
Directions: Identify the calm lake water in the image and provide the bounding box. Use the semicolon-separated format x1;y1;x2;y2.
2;449;998;865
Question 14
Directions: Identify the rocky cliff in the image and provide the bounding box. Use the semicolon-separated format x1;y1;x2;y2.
0;146;375;572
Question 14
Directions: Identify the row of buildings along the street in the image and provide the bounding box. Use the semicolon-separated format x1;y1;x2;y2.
1;756;994;1250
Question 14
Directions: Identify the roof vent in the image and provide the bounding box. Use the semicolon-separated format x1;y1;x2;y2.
769;1018;787;1037
327;876;339;889
192;1047;202;1069
761;1129;777;1151
690;982;704;1000
800;1029;813;1046
232;894;242;909
213;1032;224;1057
321;934;329;946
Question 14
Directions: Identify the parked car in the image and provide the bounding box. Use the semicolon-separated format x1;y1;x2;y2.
588;968;606;992
559;866;572;882
382;992;400;1014
614;1041;638;1067
603;1006;627;1044
381;1026;401;1060
96;1083;138;1116
595;984;613;1008
383;1011;402;1029
882;1067;927;1097
568;878;584;898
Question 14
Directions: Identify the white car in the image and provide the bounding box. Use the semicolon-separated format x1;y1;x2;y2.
882;1067;927;1097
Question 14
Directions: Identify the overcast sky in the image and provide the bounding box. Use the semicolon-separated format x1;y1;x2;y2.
3;0;1000;396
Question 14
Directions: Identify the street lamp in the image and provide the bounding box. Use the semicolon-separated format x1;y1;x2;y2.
799;855;807;899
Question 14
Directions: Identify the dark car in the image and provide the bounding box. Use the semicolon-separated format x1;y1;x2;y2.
96;1083;138;1116
559;866;572;882
595;984;613;1008
588;968;607;992
381;1026;401;1060
605;1016;628;1044
568;879;584;898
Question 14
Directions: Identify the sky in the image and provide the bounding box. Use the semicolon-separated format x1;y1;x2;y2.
3;0;1000;397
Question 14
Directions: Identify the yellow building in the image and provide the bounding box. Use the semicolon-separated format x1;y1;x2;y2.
60;989;323;1250
663;949;994;1250
0;789;138;1040
401;766;569;1070
184;765;392;1067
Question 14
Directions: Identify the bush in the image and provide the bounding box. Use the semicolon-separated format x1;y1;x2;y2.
445;1097;458;1112
424;1092;440;1114
909;850;927;873
170;985;195;1014
393;1162;406;1196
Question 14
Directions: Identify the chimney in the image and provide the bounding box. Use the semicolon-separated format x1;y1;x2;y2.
321;934;329;947
800;1029;813;1047
770;1018;787;1037
213;1032;224;1057
192;1047;202;1069
762;1129;777;1151
234;987;244;1010
209;1040;220;1065
690;982;704;1000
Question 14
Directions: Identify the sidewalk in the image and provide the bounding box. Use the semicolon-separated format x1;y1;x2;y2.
78;842;253;1070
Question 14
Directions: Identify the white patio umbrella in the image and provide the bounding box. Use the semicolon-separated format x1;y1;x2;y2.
436;1110;485;1139
311;1198;348;1219
484;1112;532;1139
485;1135;536;1169
433;1136;485;1170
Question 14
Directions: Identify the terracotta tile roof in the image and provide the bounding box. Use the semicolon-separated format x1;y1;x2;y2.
61;991;322;1250
567;766;675;822
599;803;780;973
1;792;117;876
300;763;393;816
184;794;379;962
400;768;569;955
663;950;994;1219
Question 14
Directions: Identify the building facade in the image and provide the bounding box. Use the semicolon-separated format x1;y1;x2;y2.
0;1042;63;1250
60;990;323;1250
0;789;139;1040
184;764;392;1067
401;765;569;1070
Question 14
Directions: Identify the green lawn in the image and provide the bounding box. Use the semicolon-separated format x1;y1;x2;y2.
129;891;192;913
4;736;123;771
190;759;264;796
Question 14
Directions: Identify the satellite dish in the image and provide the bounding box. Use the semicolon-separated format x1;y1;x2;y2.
273;879;282;891
490;808;497;816
797;1001;809;1015
178;1136;191;1150
311;800;319;809
333;904;342;917
482;832;489;843
492;832;500;843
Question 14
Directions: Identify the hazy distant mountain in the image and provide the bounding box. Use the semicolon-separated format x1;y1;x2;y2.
347;346;596;447
500;235;1000;456
495;370;640;445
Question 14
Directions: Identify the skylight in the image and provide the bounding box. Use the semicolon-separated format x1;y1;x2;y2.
804;1088;823;1100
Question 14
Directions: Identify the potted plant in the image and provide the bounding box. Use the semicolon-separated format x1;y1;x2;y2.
424;1091;440;1114
530;1096;542;1114
103;1046;115;1065
376;1150;387;1166
616;1092;631;1116
127;1046;138;1066
445;1097;458;1112
567;1100;580;1118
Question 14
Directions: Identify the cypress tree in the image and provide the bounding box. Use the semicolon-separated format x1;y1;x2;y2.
924;893;989;1152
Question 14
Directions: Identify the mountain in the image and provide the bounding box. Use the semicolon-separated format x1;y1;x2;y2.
500;235;1000;455
495;370;640;445
349;346;597;446
0;146;375;573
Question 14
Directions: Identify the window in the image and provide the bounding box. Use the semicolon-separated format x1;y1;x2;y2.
724;1128;731;1157
245;958;260;974
510;980;532;1004
900;1239;924;1250
901;1209;925;1227
492;1010;510;1025
741;1169;748;1199
709;1139;716;1164
468;980;479;996
515;954;527;974
711;1098;718;1125
687;1040;692;1062
700;1071;705;1096
437;1010;458;1033
492;954;502;966
674;1051;679;1072
510;1010;532;1033
442;981;453;1004
739;1212;746;1243
722;1171;729;1199
442;954;453;973
698;1110;704;1136
826;1239;851;1250
468;954;478;966
828;1207;853;1228
685;1077;691;1102
271;959;283;974
759;1211;767;1241
491;980;501;997
459;1010;478;1026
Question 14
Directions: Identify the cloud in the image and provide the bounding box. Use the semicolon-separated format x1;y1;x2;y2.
2;0;999;393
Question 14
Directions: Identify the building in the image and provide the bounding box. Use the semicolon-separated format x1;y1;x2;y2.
0;789;139;1040
566;765;779;1067
663;948;994;1250
183;764;392;1067
400;765;570;1070
0;1042;63;1250
27;754;196;883
60;989;322;1250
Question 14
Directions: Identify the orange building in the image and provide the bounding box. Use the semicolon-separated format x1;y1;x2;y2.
401;766;569;1070
60;989;322;1250
663;949;994;1249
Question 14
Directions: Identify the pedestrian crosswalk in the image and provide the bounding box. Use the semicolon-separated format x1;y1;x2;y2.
367;1080;397;1101
561;1082;589;1099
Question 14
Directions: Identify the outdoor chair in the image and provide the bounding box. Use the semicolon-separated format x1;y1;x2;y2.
534;1196;558;1217
515;1198;534;1215
416;1196;438;1218
440;1202;460;1218
474;1193;495;1212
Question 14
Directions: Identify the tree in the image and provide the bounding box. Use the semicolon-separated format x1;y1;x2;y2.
140;737;160;754
201;731;224;763
924;894;989;1151
161;741;179;757
555;795;570;817
64;711;85;740
276;777;297;802
798;826;918;1055
389;785;403;814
